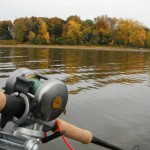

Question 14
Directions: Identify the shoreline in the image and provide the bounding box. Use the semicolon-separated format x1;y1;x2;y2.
0;44;150;52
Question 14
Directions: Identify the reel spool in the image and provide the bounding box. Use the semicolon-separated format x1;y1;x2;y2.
4;68;68;123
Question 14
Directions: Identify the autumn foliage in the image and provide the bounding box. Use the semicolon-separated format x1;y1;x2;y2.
0;15;150;48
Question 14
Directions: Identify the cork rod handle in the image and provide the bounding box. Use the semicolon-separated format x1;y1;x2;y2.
57;118;93;144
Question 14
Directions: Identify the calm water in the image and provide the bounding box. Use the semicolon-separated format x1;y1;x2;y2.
1;47;150;150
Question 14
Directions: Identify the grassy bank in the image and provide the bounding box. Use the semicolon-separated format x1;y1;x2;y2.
0;42;149;52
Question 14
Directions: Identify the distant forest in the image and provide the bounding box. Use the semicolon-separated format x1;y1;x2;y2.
0;15;150;48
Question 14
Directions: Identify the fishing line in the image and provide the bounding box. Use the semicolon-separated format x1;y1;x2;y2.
56;119;75;150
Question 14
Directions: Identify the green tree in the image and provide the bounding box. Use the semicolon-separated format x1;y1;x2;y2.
94;15;117;45
44;17;64;44
82;20;94;44
146;31;150;48
0;20;13;40
14;18;28;43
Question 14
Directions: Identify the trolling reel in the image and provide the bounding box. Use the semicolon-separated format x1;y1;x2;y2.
0;68;68;150
4;68;68;123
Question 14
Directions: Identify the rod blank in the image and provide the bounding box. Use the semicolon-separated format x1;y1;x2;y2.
91;136;123;150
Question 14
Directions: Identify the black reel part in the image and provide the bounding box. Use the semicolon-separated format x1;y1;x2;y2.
0;94;26;128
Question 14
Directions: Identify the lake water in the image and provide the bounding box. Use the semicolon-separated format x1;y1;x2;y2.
0;47;150;150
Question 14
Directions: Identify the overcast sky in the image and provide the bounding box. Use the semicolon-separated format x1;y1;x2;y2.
0;0;149;27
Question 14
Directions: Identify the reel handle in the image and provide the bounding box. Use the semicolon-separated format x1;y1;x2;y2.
0;92;6;111
0;92;25;128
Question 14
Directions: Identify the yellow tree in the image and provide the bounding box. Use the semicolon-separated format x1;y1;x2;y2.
67;15;83;24
115;19;146;47
37;19;50;44
127;20;146;47
67;20;83;45
28;31;36;43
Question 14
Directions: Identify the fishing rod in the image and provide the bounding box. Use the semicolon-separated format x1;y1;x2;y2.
0;68;139;150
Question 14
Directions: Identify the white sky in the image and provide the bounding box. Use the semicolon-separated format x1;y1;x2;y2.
0;0;149;28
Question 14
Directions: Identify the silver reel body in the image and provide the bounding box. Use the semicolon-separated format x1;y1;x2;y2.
4;68;68;123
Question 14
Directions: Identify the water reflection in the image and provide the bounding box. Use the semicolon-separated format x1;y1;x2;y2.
0;47;149;93
1;47;150;150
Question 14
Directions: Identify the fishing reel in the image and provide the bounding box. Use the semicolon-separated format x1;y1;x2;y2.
3;68;68;125
0;68;68;150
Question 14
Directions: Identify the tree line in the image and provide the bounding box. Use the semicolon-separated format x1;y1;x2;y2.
0;15;150;48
